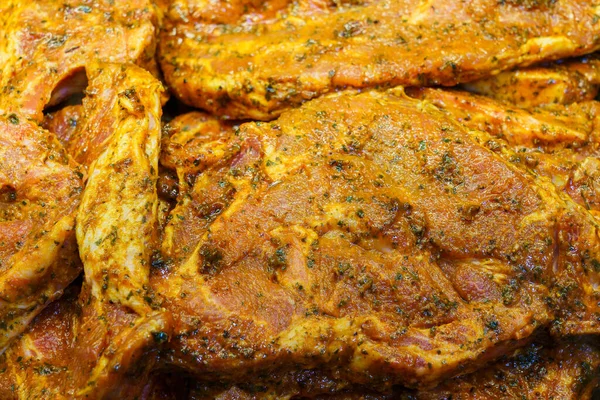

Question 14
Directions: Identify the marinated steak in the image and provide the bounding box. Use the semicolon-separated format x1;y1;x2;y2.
0;110;83;352
159;0;600;119
155;89;600;389
0;0;158;121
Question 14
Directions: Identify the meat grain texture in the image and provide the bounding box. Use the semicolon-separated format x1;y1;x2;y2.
0;0;599;398
159;0;600;119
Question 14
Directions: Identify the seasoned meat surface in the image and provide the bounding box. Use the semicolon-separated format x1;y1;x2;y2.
173;338;600;399
2;298;598;400
409;88;600;218
0;111;83;352
463;55;600;108
159;0;600;119
0;63;169;398
160;111;240;198
155;89;600;390
2;0;600;396
0;283;170;400
0;0;158;121
72;62;171;398
0;284;83;400
407;338;600;400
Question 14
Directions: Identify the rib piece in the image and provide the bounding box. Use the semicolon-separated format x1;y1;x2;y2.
159;0;600;120
0;0;158;121
155;89;600;390
72;62;171;398
0;111;83;352
462;55;600;108
408;88;600;217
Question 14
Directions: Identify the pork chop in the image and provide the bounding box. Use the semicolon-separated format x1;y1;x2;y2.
155;88;600;390
159;0;600;120
0;110;83;352
0;0;158;121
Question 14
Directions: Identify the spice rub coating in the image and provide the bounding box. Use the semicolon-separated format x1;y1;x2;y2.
155;89;600;390
0;111;83;353
160;0;600;120
0;0;158;121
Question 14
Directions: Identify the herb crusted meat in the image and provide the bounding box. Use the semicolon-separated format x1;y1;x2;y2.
0;0;599;397
155;89;600;390
159;0;600;119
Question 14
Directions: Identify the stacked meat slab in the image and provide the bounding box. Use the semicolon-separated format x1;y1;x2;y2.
0;0;599;398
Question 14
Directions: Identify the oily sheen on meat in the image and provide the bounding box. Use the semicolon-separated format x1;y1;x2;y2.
159;0;600;119
155;88;600;390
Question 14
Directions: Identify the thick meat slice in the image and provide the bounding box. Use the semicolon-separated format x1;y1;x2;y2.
408;338;600;400
176;338;600;399
155;89;600;389
0;0;158;121
71;63;171;398
107;338;600;399
159;0;600;120
408;88;600;217
0;63;168;399
463;55;600;108
2;298;596;400
0;111;83;352
0;284;170;400
0;62;172;398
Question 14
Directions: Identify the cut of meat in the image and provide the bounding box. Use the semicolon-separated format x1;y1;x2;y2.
407;338;600;400
160;338;600;399
159;0;600;120
72;62;171;398
462;54;600;108
154;89;600;390
0;0;158;121
0;284;83;400
2;296;597;400
1;0;599;396
0;284;169;400
0;110;83;353
0;62;172;398
408;88;600;217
